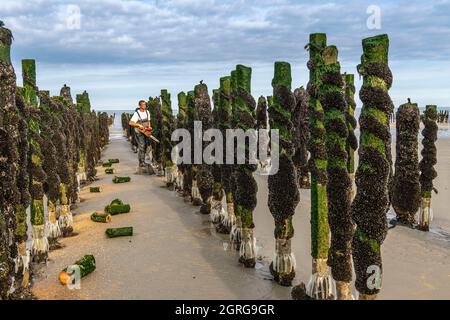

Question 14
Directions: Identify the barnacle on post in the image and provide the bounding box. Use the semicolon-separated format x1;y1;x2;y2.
352;34;392;300
418;105;438;231
232;65;258;268
293;87;311;189
320;46;354;300
194;83;214;215
268;61;300;286
392;100;420;226
161;90;176;188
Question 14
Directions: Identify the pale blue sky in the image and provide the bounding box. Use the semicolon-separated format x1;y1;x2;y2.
2;0;450;110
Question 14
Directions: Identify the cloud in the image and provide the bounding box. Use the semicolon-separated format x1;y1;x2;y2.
2;0;450;108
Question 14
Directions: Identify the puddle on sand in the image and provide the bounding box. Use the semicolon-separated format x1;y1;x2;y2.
430;227;450;243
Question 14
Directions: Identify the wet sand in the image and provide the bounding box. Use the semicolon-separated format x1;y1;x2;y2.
33;122;450;300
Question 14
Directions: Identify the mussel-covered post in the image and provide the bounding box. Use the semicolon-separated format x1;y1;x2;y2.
161;89;176;188
352;34;393;300
0;24;24;297
185;91;200;204
194;82;214;215
216;76;235;234
320;46;354;299
419;105;438;231
343;74;358;199
210;89;226;225
149;96;163;174
233;65;258;268
305;33;333;300
21;59;49;263
256;96;270;172
49;96;75;237
268;61;300;286
38;92;62;249
392;100;420;226
229;69;242;249
293;87;310;189
175;92;187;192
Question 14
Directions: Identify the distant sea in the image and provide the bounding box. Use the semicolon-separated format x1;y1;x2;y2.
101;107;450;139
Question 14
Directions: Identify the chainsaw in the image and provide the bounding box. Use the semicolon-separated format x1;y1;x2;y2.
138;126;160;143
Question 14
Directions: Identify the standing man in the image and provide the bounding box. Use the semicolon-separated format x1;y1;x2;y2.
129;100;152;168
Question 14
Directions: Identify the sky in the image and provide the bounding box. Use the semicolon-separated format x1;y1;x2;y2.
1;0;450;111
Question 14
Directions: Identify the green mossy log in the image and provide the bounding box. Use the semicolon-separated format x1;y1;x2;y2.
59;255;96;285
293;87;310;189
352;34;392;298
233;65;258;268
306;33;330;261
392;100;420;225
105;168;115;174
112;176;131;184
105;204;131;215
319;46;354;288
108;159;120;164
90;187;102;193
90;212;112;223
268;61;300;286
106;227;133;238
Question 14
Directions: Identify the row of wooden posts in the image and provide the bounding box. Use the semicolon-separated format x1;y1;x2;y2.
122;33;438;300
0;25;110;299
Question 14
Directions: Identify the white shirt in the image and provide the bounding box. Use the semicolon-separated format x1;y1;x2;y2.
130;110;150;123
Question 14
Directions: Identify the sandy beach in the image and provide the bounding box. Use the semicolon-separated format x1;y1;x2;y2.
32;120;450;300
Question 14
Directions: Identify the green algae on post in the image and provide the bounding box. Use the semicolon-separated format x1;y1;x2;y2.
161;89;176;187
293;87;310;189
175;91;188;193
320;46;354;300
194;82;214;215
215;76;236;234
106;227;133;238
352;34;392;300
392;100;420;226
210;87;226;226
300;33;333;300
268;61;300;286
0;22;26;297
232;65;258;268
